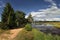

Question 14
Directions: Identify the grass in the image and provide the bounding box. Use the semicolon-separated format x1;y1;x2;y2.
0;29;10;34
14;28;60;40
0;29;10;40
32;29;60;40
44;22;60;28
14;28;34;40
37;21;60;28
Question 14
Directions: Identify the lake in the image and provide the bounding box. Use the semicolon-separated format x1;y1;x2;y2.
32;24;60;35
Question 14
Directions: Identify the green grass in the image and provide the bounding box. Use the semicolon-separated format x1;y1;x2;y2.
32;29;60;40
14;28;34;40
36;21;60;28
32;29;45;40
14;28;60;40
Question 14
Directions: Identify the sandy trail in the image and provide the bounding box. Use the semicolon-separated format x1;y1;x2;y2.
0;28;23;40
9;28;23;39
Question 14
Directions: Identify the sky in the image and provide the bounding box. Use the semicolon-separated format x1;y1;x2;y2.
0;0;60;21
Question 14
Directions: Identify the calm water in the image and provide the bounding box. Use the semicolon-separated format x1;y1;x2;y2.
32;24;60;35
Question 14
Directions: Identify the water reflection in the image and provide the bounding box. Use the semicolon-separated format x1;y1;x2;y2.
32;24;60;35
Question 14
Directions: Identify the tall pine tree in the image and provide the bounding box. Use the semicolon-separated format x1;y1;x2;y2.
2;3;16;29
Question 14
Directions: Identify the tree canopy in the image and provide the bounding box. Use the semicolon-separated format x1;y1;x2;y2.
0;3;26;29
15;11;26;27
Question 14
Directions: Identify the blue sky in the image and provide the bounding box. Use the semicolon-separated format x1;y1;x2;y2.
0;0;60;14
0;0;60;21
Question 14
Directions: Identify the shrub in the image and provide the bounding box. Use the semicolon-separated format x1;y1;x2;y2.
0;23;9;30
25;24;32;31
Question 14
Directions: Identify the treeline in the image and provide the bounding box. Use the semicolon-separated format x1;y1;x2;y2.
0;3;30;29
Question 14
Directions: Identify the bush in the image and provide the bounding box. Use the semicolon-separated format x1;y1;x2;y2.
25;24;32;31
0;23;9;30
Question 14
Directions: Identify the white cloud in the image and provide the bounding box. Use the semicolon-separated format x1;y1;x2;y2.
44;0;56;6
25;14;29;18
46;18;60;21
25;13;30;18
30;0;60;21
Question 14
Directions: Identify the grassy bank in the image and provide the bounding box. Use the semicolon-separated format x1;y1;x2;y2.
14;28;60;40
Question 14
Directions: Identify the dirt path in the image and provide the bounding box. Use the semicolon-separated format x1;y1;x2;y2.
0;28;23;40
9;28;23;40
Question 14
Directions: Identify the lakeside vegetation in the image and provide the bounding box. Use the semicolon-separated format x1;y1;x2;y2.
14;25;60;40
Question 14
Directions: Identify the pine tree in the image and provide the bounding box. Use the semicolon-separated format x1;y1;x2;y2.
15;11;26;27
1;3;16;29
27;14;33;23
